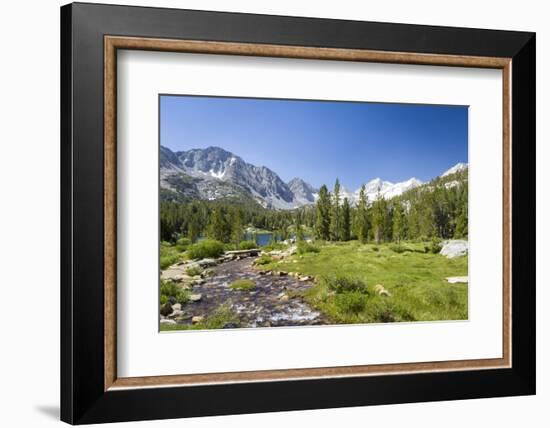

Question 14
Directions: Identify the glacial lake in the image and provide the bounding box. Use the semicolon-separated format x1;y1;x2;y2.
197;232;310;247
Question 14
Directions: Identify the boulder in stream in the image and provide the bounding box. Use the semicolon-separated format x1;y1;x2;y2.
189;293;202;302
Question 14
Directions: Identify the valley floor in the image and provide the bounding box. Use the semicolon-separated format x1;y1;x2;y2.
160;240;468;331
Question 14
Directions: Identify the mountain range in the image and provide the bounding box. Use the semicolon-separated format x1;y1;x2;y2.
160;145;467;209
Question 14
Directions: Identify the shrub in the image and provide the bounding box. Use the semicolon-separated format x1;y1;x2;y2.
362;298;416;323
175;237;191;251
389;243;409;254
160;280;179;299
187;239;224;259
160;280;189;305
324;275;369;294
204;304;239;329
254;255;273;266
175;288;190;305
223;243;238;251
335;292;366;315
372;246;380;252
428;238;442;254
297;241;320;254
186;266;203;277
229;279;256;291
238;240;257;250
160;242;182;270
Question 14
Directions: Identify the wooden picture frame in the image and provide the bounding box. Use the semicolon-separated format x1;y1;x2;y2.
61;2;535;424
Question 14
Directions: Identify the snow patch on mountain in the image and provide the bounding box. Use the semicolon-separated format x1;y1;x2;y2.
442;162;468;177
160;146;466;209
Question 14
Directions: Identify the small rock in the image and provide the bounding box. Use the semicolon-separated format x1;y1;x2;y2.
160;319;176;325
198;258;218;267
278;292;289;302
299;275;312;282
446;276;468;284
203;268;215;277
189;293;202;302
374;284;392;297
175;314;191;322
192;316;204;324
160;302;173;316
168;309;184;319
171;274;192;283
172;303;182;311
278;271;288;276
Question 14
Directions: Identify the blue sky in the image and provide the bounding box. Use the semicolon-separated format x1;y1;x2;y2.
160;95;468;189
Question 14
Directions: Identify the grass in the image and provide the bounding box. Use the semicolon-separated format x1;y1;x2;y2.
229;279;256;291
253;254;273;265
186;239;224;260
297;241;320;254
186;266;203;277
160;242;184;270
160;304;239;331
260;240;468;323
261;241;287;251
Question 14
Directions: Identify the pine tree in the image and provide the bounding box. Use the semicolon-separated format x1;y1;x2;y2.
356;184;369;243
315;184;331;240
295;210;304;243
342;197;351;241
207;207;230;242
454;203;468;238
230;208;244;245
187;216;200;243
330;178;341;241
372;193;386;244
392;202;406;242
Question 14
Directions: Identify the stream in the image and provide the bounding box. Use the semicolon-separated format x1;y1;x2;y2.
170;257;326;328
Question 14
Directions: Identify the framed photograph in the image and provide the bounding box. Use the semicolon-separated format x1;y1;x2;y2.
61;2;535;424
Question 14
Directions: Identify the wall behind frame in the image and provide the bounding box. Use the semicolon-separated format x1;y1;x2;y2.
0;1;545;428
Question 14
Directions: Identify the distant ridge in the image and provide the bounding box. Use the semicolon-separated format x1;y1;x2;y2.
160;145;466;209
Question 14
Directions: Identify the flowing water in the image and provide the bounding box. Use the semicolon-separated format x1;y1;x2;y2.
177;257;325;328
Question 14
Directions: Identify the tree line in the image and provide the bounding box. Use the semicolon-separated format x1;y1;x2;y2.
160;170;468;245
313;172;467;244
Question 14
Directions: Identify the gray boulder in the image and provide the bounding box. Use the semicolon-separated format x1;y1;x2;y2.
440;240;468;258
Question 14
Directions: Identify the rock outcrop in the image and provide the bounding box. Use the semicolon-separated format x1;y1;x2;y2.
440;240;468;258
